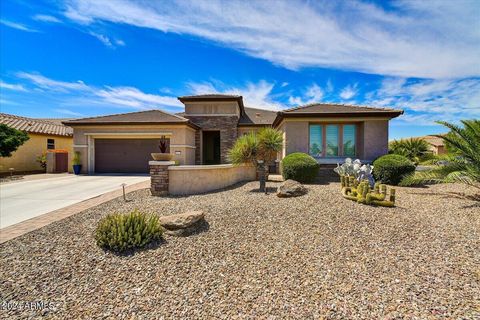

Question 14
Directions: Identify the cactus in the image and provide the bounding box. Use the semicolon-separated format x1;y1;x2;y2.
339;174;396;207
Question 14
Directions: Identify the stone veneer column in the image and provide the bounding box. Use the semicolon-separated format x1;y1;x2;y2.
149;161;175;196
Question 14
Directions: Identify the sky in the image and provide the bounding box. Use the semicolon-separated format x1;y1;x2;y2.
0;0;479;139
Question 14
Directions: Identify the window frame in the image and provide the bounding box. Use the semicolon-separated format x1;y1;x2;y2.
47;138;55;150
308;123;358;158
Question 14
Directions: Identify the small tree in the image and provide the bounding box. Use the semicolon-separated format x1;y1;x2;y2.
0;124;29;157
400;120;480;189
389;138;430;164
228;127;283;193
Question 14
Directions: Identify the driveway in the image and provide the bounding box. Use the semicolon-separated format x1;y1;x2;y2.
0;174;150;229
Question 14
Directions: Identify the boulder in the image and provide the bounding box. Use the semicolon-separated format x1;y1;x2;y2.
276;179;307;198
159;211;204;230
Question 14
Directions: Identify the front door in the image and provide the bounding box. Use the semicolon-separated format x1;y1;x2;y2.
202;131;221;164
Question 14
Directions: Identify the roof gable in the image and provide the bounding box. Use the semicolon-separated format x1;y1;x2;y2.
239;107;277;125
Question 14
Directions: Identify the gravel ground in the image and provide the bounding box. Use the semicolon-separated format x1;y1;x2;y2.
1;181;479;319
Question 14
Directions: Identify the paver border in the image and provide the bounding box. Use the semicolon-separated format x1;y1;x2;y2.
0;180;149;244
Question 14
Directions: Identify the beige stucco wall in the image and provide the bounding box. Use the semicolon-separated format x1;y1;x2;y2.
184;101;240;116
71;124;196;173
168;164;256;195
276;117;390;162
0;133;73;173
362;120;389;160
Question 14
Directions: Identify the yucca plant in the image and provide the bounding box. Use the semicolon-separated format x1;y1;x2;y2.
228;127;283;192
400;120;480;189
389;138;430;164
95;210;163;252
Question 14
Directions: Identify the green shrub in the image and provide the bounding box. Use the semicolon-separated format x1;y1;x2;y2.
281;152;319;183
95;210;163;252
373;154;415;185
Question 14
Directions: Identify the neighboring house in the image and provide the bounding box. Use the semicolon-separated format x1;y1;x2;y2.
0;113;74;174
64;94;403;174
421;135;447;155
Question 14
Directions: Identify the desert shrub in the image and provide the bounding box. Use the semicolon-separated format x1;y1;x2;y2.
281;152;319;183
95;210;163;252
373;154;415;185
389;138;430;163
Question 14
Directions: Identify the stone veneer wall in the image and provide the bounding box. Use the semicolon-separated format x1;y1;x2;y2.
149;161;175;196
183;115;239;164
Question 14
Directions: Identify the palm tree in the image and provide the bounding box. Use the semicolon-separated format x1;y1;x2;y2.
389;138;430;164
228;127;283;193
400;120;480;189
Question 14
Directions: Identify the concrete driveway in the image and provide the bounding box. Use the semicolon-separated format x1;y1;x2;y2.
0;174;149;229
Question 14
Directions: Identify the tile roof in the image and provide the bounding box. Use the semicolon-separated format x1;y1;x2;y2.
0;113;73;136
63;110;200;129
415;135;445;147
282;102;403;114
238;107;277;125
272;102;403;127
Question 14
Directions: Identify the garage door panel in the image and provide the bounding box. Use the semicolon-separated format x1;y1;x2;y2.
95;139;158;173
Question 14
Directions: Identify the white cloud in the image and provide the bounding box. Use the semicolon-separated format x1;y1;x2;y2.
16;72;88;91
188;80;282;111
339;83;358;100
32;14;62;23
0;80;28;92
0;19;38;32
53;108;84;116
280;82;289;88
365;77;480;124
88;31;125;48
16;72;183;110
288;83;324;106
62;0;480;79
96;86;181;108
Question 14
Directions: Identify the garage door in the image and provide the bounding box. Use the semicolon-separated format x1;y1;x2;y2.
95;139;159;173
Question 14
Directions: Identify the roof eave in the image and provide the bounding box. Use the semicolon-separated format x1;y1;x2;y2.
272;110;404;128
63;121;201;130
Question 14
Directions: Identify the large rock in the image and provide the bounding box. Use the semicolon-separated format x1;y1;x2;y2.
277;180;307;198
159;211;204;230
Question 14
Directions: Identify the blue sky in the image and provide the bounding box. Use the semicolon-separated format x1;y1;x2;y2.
1;0;479;139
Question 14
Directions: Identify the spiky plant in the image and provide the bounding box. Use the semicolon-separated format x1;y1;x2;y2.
228;127;283;192
389;138;430;163
400;120;480;189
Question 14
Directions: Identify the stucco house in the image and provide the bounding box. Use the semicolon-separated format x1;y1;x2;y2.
0;113;73;174
64;94;403;174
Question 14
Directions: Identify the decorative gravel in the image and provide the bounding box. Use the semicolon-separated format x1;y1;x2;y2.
1;181;479;319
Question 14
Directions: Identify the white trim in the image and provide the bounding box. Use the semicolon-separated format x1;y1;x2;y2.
84;132;172;136
73;144;88;148
170;144;196;149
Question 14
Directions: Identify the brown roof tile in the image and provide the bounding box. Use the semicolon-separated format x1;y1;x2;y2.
283;102;403;114
239;107;277;125
273;103;403;126
0;113;73;136
63;110;200;129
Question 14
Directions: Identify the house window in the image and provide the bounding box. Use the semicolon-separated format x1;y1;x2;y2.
47;139;55;150
309;125;322;156
309;124;357;157
343;124;356;156
326;125;339;156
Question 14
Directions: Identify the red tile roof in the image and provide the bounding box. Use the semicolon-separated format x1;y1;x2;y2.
0;113;73;136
